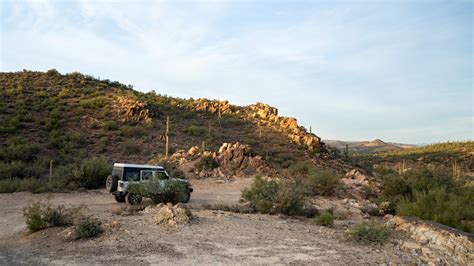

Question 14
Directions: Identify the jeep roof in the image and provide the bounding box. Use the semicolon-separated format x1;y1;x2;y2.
113;163;164;169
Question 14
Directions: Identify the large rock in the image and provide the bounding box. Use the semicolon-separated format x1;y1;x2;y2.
388;216;474;265
114;96;155;124
194;98;233;114
340;168;382;199
144;203;193;227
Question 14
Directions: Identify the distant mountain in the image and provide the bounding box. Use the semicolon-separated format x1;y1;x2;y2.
323;139;416;154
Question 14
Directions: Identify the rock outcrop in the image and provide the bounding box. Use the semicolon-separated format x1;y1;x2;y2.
143;203;193;227
167;142;271;179
186;99;323;152
114;96;155;124
340;168;382;199
388;216;474;265
193;98;235;115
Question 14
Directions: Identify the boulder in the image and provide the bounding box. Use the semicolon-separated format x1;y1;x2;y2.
388;216;474;265
114;96;155;124
147;203;193;227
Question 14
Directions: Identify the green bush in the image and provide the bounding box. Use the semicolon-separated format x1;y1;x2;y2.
74;217;103;239
396;187;473;232
0;137;39;162
17;178;47;193
272;180;306;215
0;179;20;193
122;140;141;155
120;125;146;137
128;179;189;203
154;160;186;179
23;201;74;232
79;96;108;109
197;155;219;170
241;175;311;216
241;175;279;213
360;203;381;216
184;125;207;136
349;221;391;244
78;157;111;189
311;211;335;227
290;163;342;196
103;120;119;131
0;161;26;179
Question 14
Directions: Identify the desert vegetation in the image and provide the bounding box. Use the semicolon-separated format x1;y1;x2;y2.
374;168;473;232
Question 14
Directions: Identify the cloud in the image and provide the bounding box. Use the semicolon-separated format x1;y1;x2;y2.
1;0;472;143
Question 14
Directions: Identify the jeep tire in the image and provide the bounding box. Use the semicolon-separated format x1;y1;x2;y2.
125;193;143;205
180;191;191;203
114;195;125;203
106;175;118;192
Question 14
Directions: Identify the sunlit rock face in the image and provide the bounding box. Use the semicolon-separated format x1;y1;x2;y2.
388;216;474;265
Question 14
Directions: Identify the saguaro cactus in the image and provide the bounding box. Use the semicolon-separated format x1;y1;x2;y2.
165;116;169;159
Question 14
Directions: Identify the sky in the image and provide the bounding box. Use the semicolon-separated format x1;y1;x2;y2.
1;0;472;143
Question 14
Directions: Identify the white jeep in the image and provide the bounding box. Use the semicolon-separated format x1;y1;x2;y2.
106;163;193;205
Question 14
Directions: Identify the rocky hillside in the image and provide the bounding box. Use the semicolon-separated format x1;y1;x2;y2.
0;70;347;181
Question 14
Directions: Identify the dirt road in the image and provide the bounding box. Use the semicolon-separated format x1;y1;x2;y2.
0;178;418;265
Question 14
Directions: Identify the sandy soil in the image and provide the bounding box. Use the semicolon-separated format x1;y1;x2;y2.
0;178;419;265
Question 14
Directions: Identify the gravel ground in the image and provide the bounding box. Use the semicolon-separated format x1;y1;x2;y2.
0;178;419;265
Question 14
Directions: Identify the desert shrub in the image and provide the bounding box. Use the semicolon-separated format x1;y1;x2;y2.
203;203;255;213
120;125;146;137
269;153;296;169
17;178;47;193
349;221;391;244
311;211;335;227
0;179;21;193
196;155;219;170
103;120;119;131
74;217;103;239
380;173;411;202
221;117;246;127
272;180;307;215
58;88;74;98
23;201;45;232
184;125;207;136
0;137;39;162
23;201;74;232
78;157;111;189
45;108;63;131
290;163;342;196
0;161;25;179
79;96;108;109
241;175;311;216
361;203;381;216
304;169;342;196
128;179;189;203
396;187;473;232
0;102;6;113
122;140;141;155
241;175;279;213
154;160;186;179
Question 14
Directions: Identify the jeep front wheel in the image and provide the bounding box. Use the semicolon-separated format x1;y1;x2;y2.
125;193;142;205
180;191;191;203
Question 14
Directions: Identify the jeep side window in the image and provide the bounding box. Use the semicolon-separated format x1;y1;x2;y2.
125;171;140;181
141;171;153;181
155;171;168;180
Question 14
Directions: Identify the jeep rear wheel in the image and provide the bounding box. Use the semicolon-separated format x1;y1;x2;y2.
106;175;118;192
125;193;142;205
114;195;125;203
